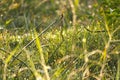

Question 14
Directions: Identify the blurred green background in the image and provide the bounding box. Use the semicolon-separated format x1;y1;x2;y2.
0;0;120;80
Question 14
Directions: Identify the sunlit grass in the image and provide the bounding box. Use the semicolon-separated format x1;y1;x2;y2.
0;22;119;79
0;0;119;80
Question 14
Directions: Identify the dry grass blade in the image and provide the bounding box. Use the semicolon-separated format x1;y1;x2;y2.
24;49;43;80
34;30;50;80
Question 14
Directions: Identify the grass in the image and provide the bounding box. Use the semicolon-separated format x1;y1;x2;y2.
0;0;120;80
